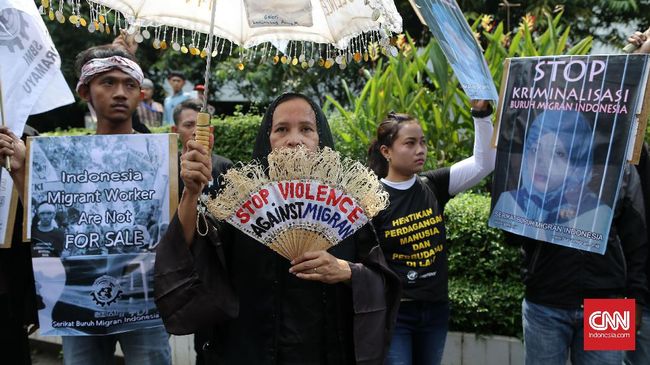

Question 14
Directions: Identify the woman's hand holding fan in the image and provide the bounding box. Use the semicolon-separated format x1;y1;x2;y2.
289;250;352;284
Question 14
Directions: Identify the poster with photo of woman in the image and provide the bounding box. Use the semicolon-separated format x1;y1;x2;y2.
489;54;650;254
413;0;499;100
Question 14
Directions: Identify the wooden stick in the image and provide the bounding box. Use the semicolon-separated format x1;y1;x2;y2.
194;0;217;220
630;60;650;164
407;0;426;26
491;58;511;148
0;70;11;171
195;112;212;195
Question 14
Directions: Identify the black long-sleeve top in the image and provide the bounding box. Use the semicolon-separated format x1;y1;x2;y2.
154;214;401;365
511;165;648;307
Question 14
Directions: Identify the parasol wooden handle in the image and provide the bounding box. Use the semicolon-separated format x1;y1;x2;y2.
194;111;212;236
194;112;211;151
195;111;212;191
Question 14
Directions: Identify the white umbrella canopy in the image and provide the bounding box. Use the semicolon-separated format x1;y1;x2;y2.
45;0;402;62
93;0;402;50
40;0;403;113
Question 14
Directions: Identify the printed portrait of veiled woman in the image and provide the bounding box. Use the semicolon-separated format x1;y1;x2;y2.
490;109;612;243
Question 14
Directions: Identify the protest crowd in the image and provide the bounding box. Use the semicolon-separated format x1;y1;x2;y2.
1;1;650;365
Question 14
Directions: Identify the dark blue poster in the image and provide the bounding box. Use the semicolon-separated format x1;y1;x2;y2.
414;0;499;100
489;55;650;254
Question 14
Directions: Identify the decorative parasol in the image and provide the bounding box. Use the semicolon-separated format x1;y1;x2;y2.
205;146;388;260
39;0;403;159
39;0;403;69
39;0;401;237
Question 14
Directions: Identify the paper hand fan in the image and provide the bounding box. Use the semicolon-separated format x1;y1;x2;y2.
205;147;388;260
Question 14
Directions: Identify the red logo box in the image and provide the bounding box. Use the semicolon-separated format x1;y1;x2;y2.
584;298;635;351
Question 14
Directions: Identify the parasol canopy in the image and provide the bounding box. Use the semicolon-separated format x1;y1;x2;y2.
40;0;403;66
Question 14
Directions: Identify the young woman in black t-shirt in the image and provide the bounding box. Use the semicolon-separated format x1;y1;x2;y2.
369;101;494;365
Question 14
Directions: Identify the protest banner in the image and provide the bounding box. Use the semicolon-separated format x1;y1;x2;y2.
412;0;499;100
0;0;74;248
226;179;369;243
489;54;650;254
24;134;178;335
0;0;74;136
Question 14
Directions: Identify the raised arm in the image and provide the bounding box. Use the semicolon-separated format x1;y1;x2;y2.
178;140;212;245
448;100;496;195
155;138;237;334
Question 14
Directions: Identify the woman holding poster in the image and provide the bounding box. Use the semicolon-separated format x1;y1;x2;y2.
367;101;494;365
154;93;401;365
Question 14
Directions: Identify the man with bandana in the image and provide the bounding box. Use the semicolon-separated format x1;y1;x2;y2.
31;202;65;258
0;45;171;365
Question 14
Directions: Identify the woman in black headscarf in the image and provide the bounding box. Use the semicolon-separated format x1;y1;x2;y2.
154;93;400;365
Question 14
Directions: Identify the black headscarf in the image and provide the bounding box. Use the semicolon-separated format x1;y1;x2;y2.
252;93;335;168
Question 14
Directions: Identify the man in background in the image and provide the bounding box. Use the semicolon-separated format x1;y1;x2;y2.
172;98;231;195
194;84;216;115
136;78;163;128
163;71;192;125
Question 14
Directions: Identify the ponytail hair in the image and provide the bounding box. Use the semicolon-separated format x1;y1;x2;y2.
367;112;418;178
368;140;388;178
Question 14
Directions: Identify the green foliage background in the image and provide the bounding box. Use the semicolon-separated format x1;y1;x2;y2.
35;0;642;132
325;12;592;173
446;193;523;336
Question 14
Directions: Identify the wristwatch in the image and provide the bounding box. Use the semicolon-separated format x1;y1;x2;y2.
471;103;493;118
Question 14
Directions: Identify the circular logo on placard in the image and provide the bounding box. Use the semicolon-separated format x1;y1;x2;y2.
406;270;418;281
0;8;29;53
91;275;123;307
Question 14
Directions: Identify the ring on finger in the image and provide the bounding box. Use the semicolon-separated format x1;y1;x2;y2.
312;267;318;274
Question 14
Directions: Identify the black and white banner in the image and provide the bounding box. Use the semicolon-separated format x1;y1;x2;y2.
25;134;178;335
